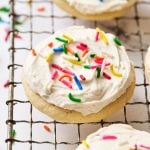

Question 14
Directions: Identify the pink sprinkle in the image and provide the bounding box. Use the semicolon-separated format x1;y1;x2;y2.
60;79;72;89
51;71;58;80
95;32;99;41
3;80;10;88
4;28;9;42
80;43;87;48
51;64;74;75
80;75;86;81
103;72;111;80
91;63;110;69
102;135;117;140
37;6;45;12
76;45;86;51
139;145;150;150
62;69;74;75
15;34;22;39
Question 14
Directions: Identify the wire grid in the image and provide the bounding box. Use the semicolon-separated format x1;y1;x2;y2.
6;0;150;150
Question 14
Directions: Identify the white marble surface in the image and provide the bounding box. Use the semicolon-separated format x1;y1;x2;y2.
0;0;150;150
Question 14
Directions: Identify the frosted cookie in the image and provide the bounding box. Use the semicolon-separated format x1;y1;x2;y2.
145;47;150;84
76;124;150;150
22;26;135;123
52;0;138;20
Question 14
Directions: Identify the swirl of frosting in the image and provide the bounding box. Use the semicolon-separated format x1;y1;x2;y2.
24;26;133;115
66;0;128;14
76;124;150;150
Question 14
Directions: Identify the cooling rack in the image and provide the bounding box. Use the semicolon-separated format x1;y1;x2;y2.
6;0;150;150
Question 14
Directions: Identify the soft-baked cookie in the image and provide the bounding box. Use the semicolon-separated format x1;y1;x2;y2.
52;0;138;20
145;47;150;84
22;26;135;123
76;124;150;150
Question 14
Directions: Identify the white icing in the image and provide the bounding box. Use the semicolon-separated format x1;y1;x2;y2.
76;124;150;150
66;0;128;14
23;26;133;115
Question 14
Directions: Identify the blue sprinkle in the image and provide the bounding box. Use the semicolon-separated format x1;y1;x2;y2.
53;47;63;52
73;75;83;90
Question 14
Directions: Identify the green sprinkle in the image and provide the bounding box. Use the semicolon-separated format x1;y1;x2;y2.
55;37;68;43
84;65;90;69
74;53;80;61
0;7;10;13
15;20;22;26
11;129;16;138
113;37;122;46
68;93;81;103
62;44;67;54
90;53;96;58
96;67;101;78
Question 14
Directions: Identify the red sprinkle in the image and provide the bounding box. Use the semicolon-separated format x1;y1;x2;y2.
80;43;87;48
3;80;10;88
43;125;51;133
103;72;111;80
95;32;99;41
80;75;86;81
48;42;53;47
37;6;45;12
76;45;86;51
102;135;117;140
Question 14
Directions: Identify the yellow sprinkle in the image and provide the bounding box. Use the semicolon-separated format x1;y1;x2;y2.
82;140;89;148
46;53;53;62
66;58;83;65
62;34;74;42
110;64;123;77
96;27;109;45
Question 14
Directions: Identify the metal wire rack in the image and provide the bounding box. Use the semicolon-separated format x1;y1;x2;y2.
6;0;150;150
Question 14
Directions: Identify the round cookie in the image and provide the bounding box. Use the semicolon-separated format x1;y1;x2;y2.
22;26;135;123
52;0;138;20
145;47;150;84
76;124;150;150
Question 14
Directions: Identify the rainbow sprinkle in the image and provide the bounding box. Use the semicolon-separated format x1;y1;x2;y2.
96;27;109;45
11;129;16;138
51;64;74;75
80;75;86;81
62;44;67;54
68;93;81;103
113;37;122;46
53;47;63;52
62;34;74;42
55;37;68;43
110;64;123;77
51;70;58;80
59;74;72;81
82;140;89;148
102;135;117;140
60;79;72;89
32;49;37;56
73;75;83;90
43;125;51;133
65;57;83;65
96;67;101;78
46;53;53;62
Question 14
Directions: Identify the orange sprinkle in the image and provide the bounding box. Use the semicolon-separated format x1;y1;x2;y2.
32;49;37;56
59;74;72;81
66;47;74;55
48;42;53;48
43;125;51;133
82;49;88;57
